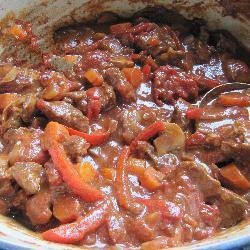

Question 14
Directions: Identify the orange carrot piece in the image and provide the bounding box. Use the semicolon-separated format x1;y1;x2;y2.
101;167;116;180
42;202;108;244
49;142;103;202
76;162;98;183
7;24;28;41
84;68;104;86
218;94;250;107
0;93;18;111
42;121;69;149
140;167;165;191
186;108;203;120
220;163;250;190
53;195;80;223
122;67;144;88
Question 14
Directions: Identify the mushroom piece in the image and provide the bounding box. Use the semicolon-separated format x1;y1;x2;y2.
153;123;185;155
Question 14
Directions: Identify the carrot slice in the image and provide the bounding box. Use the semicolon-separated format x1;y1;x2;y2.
84;68;104;86
218;94;250;107
67;127;110;146
76;162;98;183
7;24;28;41
130;121;166;151
115;146;142;214
0;93;18;111
122;67;144;88
186;108;203;120
220;163;250;190
42;202;108;244
49;142;103;202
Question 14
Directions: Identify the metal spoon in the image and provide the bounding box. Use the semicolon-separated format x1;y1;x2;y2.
199;82;250;108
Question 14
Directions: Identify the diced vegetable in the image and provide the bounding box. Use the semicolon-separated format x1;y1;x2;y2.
7;24;28;41
115;146;142;214
186;108;203;120
84;68;104;86
140;167;165;191
101;167;115;180
42;121;69;149
0;93;18;111
76;162;98;183
67;127;110;146
49;142;103;202
42;202;108;244
218;94;250;107
53;195;80;223
185;131;206;148
110;23;132;34
122;67;144;88
220;163;250;190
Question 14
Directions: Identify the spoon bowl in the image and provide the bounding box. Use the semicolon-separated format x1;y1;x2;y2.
199;82;250;107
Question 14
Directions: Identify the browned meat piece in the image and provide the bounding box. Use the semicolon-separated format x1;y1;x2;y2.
180;161;221;198
0;179;15;197
11;190;28;209
81;50;113;72
0;155;9;179
36;100;89;132
0;65;41;94
44;161;62;186
223;59;250;83
134;24;178;57
63;135;90;161
213;188;248;228
1;94;37;133
172;98;191;130
183;35;213;64
26;190;52;225
9;162;44;194
98;37;124;54
105;67;135;102
120;105;171;143
0;199;8;215
179;161;248;227
4;128;47;165
40;71;82;101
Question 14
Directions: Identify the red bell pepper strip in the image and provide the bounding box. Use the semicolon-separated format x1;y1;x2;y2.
67;127;110;146
142;64;151;80
130;121;166;151
218;94;250;107
49;142;103;202
42;202;108;244
137;198;182;222
115;146;142;214
186;108;203;120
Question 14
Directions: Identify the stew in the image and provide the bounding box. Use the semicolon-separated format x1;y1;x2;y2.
0;6;249;249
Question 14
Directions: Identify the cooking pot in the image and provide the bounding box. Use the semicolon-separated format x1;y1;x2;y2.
0;0;249;249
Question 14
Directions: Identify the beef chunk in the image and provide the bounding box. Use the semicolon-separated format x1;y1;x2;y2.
36;100;89;132
223;59;250;83
0;199;8;215
0;155;9;179
4;128;47;165
63;135;90;161
214;188;248;228
9;162;43;194
98;37;124;54
0;65;41;94
44;161;62;186
105;67;136;102
1;94;37;133
26;190;52;225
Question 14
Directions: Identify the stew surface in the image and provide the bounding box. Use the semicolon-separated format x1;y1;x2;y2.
0;6;249;249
